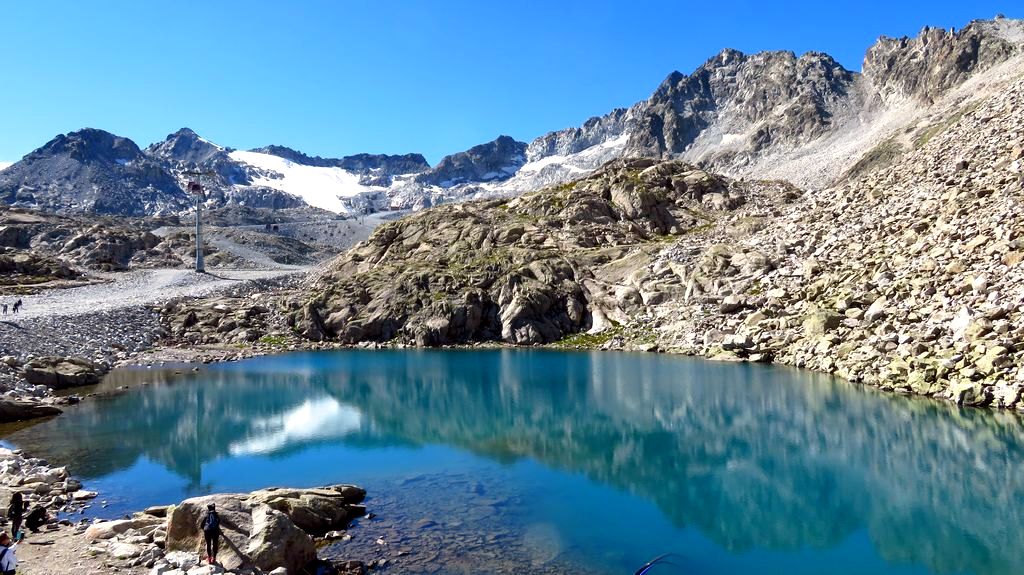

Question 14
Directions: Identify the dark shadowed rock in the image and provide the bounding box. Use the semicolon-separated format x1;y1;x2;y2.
22;356;107;389
0;400;61;422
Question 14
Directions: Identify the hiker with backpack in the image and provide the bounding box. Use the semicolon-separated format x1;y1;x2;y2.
200;503;221;565
0;531;17;574
10;300;20;315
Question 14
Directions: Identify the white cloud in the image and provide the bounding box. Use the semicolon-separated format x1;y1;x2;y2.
0;162;12;172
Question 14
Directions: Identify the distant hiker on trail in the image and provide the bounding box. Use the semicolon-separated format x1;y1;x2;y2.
200;503;221;565
5;493;22;543
0;304;6;316
10;300;20;315
0;531;17;575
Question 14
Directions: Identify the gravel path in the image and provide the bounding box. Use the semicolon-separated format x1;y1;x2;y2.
0;268;307;393
4;268;300;321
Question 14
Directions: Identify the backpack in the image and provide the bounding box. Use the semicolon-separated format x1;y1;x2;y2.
202;511;220;532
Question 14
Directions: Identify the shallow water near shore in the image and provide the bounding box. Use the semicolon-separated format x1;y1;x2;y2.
4;349;1024;574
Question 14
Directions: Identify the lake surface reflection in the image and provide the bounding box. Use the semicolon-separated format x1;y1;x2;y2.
6;349;1024;574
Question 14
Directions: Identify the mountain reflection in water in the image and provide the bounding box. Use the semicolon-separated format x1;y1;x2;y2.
6;349;1024;575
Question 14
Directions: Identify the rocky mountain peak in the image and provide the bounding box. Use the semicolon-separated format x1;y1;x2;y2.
0;129;186;215
624;46;857;160
863;18;1024;104
248;144;314;165
525;106;639;163
33;128;144;165
415;135;527;186
146;127;226;165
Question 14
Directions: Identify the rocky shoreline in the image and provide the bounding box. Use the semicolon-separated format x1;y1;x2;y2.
0;448;372;575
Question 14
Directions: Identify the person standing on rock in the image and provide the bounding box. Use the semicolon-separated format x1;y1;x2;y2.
0;531;18;575
5;493;22;543
200;503;221;565
10;301;20;315
1;304;6;316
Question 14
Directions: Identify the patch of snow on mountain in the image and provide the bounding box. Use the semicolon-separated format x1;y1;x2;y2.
197;135;225;150
491;132;629;194
228;150;375;213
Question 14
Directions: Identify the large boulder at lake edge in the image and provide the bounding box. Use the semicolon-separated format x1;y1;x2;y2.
21;356;107;389
0;399;61;422
164;485;365;573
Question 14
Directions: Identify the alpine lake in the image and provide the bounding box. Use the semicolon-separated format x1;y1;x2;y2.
3;349;1022;575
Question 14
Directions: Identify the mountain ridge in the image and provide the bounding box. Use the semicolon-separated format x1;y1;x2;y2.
1;16;1022;216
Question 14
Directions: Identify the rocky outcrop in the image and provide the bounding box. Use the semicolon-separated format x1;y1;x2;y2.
70;484;369;574
0;249;78;285
290;158;797;345
0;447;92;515
864;19;1022;104
160;297;276;346
21;356;108;389
163;485;366;573
0;399;61;422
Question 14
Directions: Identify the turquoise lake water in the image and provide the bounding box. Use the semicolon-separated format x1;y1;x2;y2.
5;349;1023;574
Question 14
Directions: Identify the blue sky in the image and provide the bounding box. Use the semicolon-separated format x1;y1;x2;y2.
0;1;1017;165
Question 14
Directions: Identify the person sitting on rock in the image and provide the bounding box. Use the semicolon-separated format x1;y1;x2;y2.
0;531;18;575
200;503;221;565
22;506;45;533
5;493;22;542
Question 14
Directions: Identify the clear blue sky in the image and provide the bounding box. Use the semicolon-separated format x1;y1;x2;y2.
0;1;1017;165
